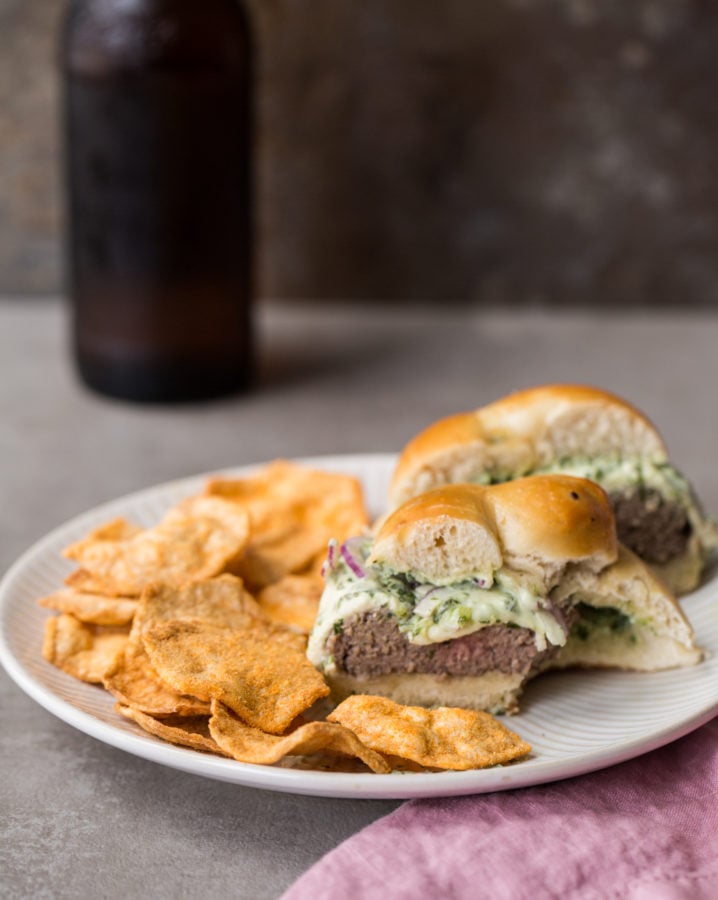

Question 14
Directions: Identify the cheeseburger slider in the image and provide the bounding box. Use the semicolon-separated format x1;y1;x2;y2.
389;384;716;595
307;477;702;714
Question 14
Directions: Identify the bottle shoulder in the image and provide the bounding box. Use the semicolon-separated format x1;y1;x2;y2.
62;0;251;76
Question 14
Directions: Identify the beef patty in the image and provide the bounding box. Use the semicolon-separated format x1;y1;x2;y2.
327;609;569;679
609;488;691;564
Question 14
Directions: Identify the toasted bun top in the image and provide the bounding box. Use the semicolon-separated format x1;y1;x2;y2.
370;476;618;586
390;384;667;506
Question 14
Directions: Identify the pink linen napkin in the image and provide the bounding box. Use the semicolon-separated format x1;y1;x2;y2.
283;717;718;900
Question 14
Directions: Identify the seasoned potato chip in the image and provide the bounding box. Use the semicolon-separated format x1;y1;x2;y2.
135;575;264;636
328;695;532;770
116;575;283;717
42;614;128;683
103;630;209;717
208;700;390;772
85;518;144;541
236;526;328;590
63;497;250;596
64;568;106;592
256;573;323;633
204;461;368;589
143;620;328;734
38;588;138;626
116;705;228;756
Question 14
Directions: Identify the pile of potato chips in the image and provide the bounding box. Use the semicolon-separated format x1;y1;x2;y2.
40;460;531;774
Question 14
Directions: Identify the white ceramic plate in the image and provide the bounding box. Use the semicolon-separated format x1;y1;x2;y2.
1;453;717;800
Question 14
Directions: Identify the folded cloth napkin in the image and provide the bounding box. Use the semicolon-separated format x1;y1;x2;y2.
283;717;718;900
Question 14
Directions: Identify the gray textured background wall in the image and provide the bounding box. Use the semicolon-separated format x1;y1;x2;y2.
2;0;718;305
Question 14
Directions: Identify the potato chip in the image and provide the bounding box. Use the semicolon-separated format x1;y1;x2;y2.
118;575;289;716
135;575;264;636
135;575;307;653
116;705;228;756
142;620;328;734
85;518;144;541
208;700;390;772
327;695;532;771
103;630;209;717
63;568;106;593
42;614;128;683
256;573;323;633
62;497;250;596
38;588;138;626
204;461;368;589
235;525;329;589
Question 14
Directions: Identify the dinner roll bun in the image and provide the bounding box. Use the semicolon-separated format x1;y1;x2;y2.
390;384;666;507
369;477;617;588
388;384;716;596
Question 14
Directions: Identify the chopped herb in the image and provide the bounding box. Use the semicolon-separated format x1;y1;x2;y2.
575;623;590;641
572;602;632;636
457;606;473;627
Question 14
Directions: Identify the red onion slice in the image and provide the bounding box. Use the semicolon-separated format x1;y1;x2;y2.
340;540;366;579
320;540;338;578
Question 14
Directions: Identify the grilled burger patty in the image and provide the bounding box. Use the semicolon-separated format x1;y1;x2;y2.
327;609;568;679
609;488;692;564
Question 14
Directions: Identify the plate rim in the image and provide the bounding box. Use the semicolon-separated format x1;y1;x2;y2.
1;453;717;800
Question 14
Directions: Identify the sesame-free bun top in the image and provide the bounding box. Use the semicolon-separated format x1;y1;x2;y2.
369;476;618;587
390;384;667;507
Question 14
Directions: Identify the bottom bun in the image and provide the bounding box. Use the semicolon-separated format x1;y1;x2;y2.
541;627;703;673
652;533;705;596
325;670;527;716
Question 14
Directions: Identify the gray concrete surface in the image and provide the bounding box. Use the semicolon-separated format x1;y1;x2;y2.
2;297;718;898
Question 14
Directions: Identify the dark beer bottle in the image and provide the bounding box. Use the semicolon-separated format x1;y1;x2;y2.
61;0;253;402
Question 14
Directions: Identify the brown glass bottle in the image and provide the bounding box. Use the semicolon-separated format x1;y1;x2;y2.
62;0;253;402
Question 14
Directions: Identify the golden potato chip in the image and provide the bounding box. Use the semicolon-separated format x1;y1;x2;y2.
120;575;288;716
103;630;209;717
64;568;106;592
256;573;323;633
166;496;252;573
85;518;144;541
62;497;250;596
208;700;390;772
42;614;128;683
38;588;138;626
204;461;368;589
116;705;228;756
235;525;329;589
142;620;328;734
135;575;264;636
327;695;532;771
275;752;386;773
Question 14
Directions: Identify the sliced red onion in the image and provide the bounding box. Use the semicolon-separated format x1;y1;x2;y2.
473;576;490;589
320;540;338;578
340;540;365;579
